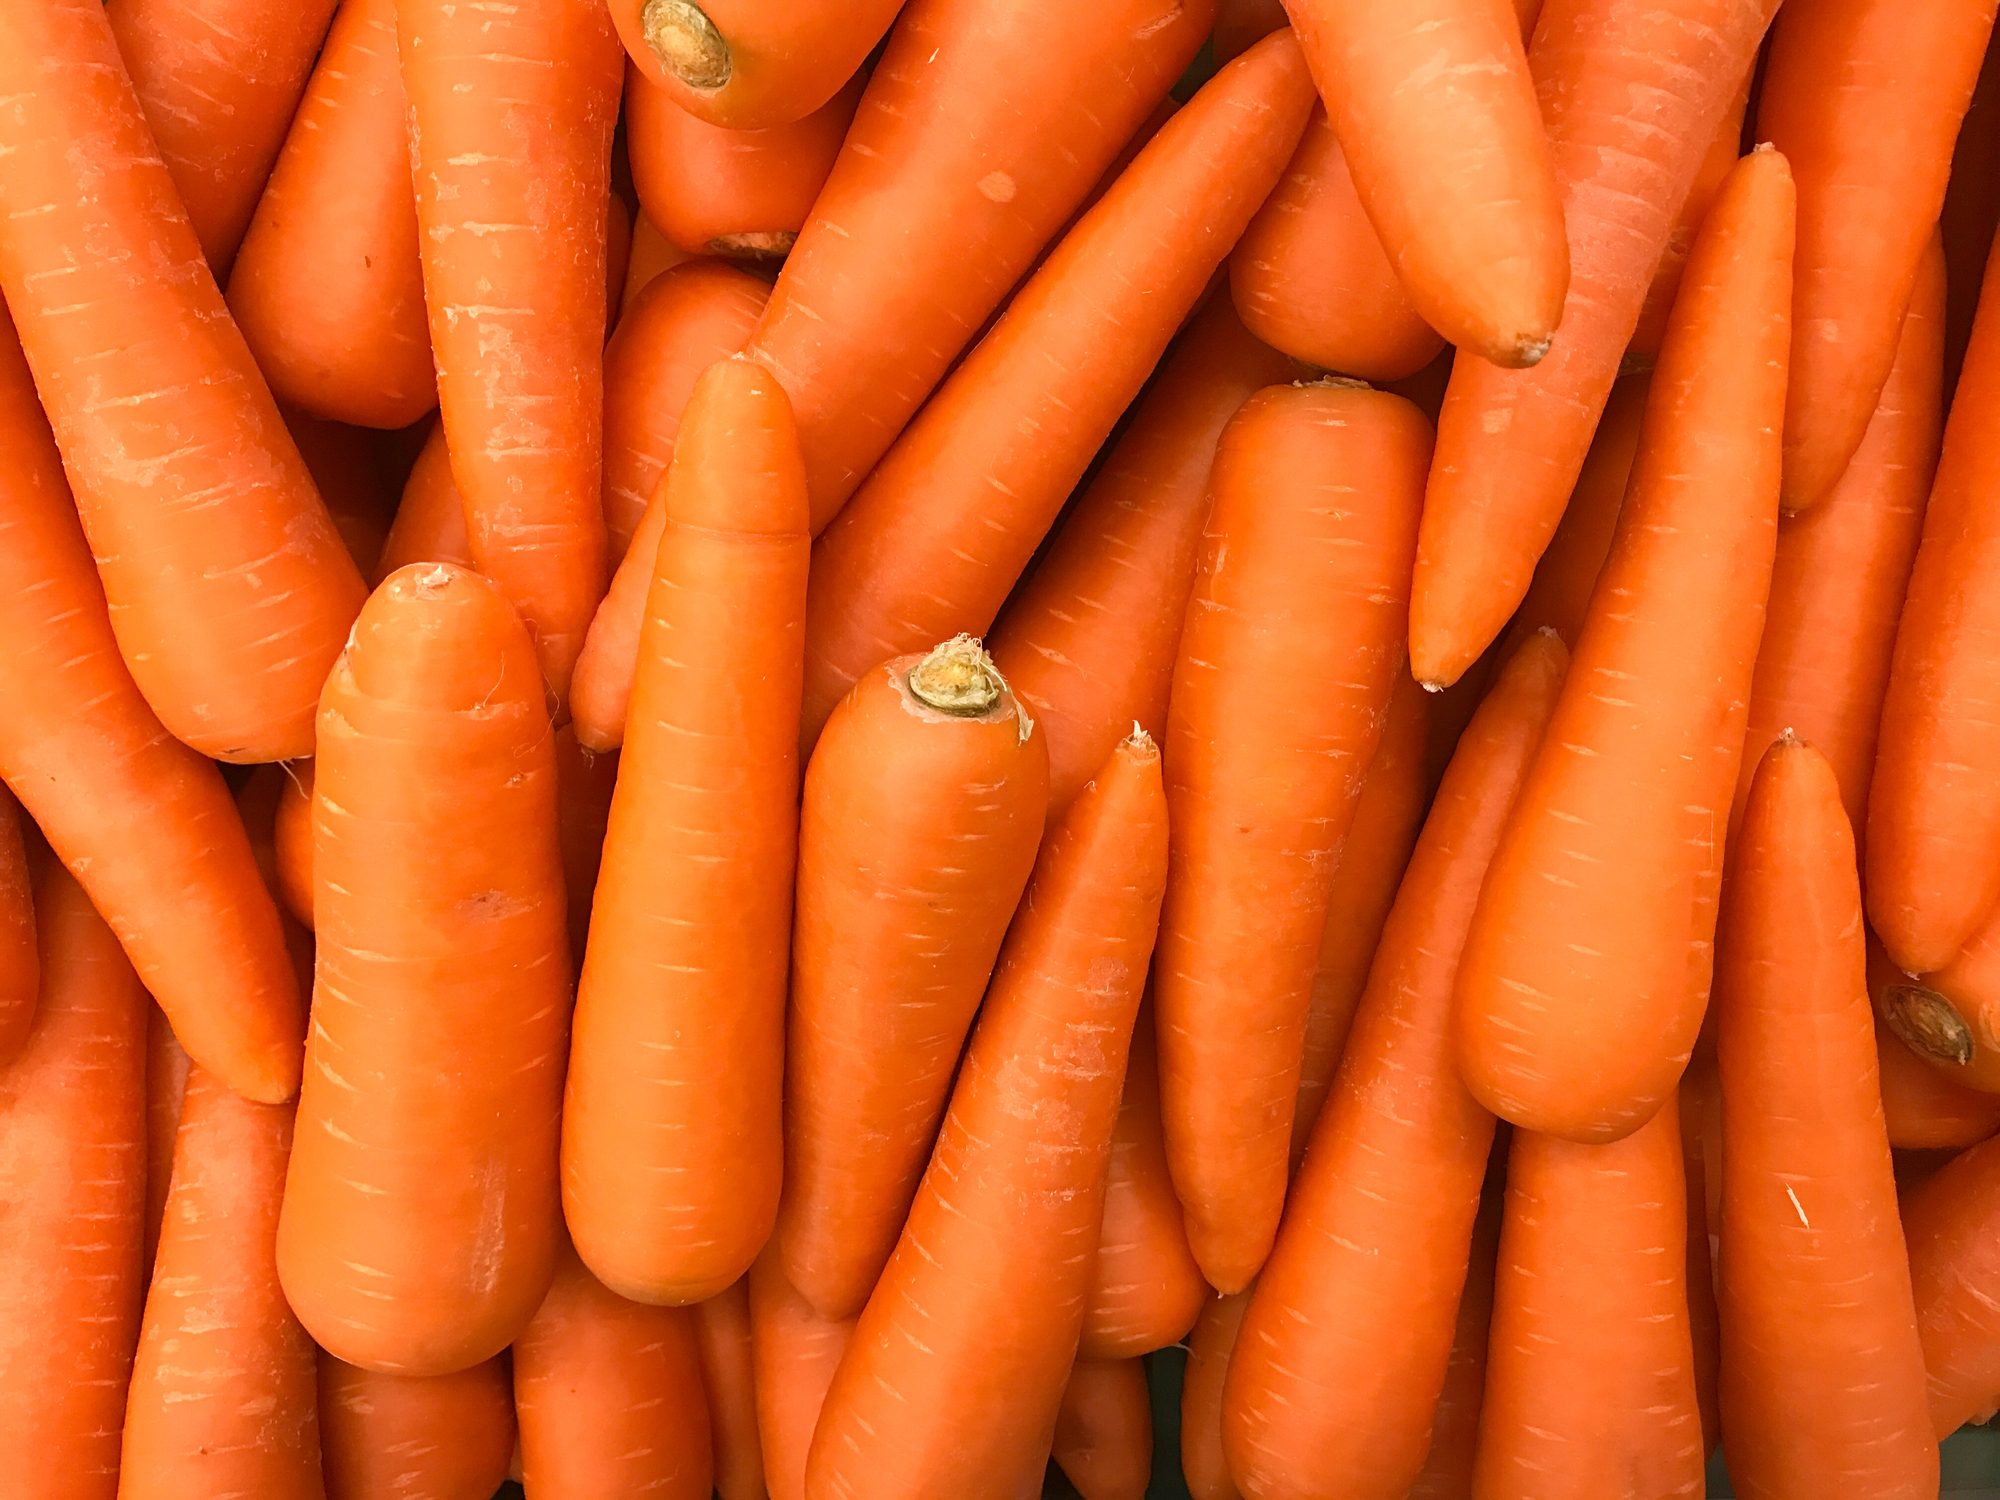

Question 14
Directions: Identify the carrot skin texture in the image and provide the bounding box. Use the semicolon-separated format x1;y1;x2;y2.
1714;740;1939;1498
0;870;147;1500
279;565;569;1375
141;1008;191;1271
1182;1293;1251;1500
1628;74;1751;364
1455;149;1795;1143
750;1255;855;1500
1156;380;1430;1291
319;1354;515;1500
695;1280;767;1500
0;789;37;1064
1905;1132;2000;1431
1052;1360;1153;1500
374;424;476;584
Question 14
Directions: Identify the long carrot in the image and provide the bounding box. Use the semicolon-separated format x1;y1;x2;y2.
805;732;1167;1499
801;34;1315;740
1714;738;1938;1496
141;1008;190;1272
0;0;367;763
0;869;147;1500
1156;378;1429;1291
398;0;624;699
611;0;895;129
1628;75;1752;365
1904;1131;2000;1432
1407;1177;1504;1500
1182;1293;1252;1500
278;564;569;1375
1756;0;1997;512
0;789;36;1065
750;1254;855;1500
747;0;1213;529
227;0;434;431
319;1354;515;1500
1224;631;1567;1500
776;637;1046;1317
1455;148;1794;1143
696;1279;767;1500
1408;0;1782;687
1052;1359;1153;1500
373;424;476;584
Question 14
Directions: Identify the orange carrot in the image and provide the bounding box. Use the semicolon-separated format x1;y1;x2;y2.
228;0;435;430
288;412;396;572
1882;904;2000;1095
1714;737;1939;1498
1406;1179;1504;1500
1905;1131;2000;1432
319;1354;515;1500
776;637;1046;1317
0;870;147;1500
1408;0;1782;687
398;0;624;698
1945;44;2000;389
1223;631;1568;1500
621;214;696;318
749;1255;855;1500
1155;378;1429;1291
696;1279;767;1500
1053;1360;1153;1500
373;424;476;584
1675;1062;1724;1460
279;564;569;1375
606;192;635;316
552;727;618;964
611;0;895;129
806;732;1168;1498
141;1007;190;1272
1182;1293;1252;1500
0;788;36;1065
1879;1008;2000;1151
1455;149;1794;1143
1628;74;1751;364
271;765;314;931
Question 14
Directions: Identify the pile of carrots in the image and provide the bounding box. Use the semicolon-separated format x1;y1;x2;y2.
15;0;2000;1495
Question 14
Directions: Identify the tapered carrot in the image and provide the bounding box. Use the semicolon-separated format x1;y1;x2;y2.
399;0;624;699
373;425;475;584
621;215;696;318
228;0;434;431
0;0;367;763
1224;632;1567;1500
696;1280;767;1500
1904;1131;2000;1432
776;637;1046;1317
142;1008;190;1271
552;727;618;965
1156;379;1430;1291
1879;1010;2000;1150
748;0;1213;529
0;789;36;1065
514;1243;713;1500
319;1354;515;1500
750;1255;855;1500
0;870;147;1500
1409;0;1782;687
1757;0;1996;512
612;0;896;129
279;565;569;1375
1407;1181;1504;1500
1182;1293;1251;1500
1052;1360;1152;1500
1628;75;1751;364
806;732;1168;1498
1456;149;1794;1143
1714;738;1939;1498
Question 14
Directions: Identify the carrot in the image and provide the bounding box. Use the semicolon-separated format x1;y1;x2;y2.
1156;378;1430;1291
696;1279;767;1500
118;1066;320;1498
1904;1131;2000;1432
1628;74;1751;365
0;0;368;763
514;1243;713;1500
1714;737;1939;1498
621;214;696;318
141;1007;190;1271
1944;43;2000;389
988;300;1302;811
319;1354;515;1500
1882;901;2000;1094
0;788;36;1065
552;727;618;964
1223;631;1568;1500
776;637;1046;1317
1879;1009;2000;1150
1408;0;1782;687
398;0;624;700
801;34;1315;739
373;424;476;584
1455;149;1794;1143
0;870;147;1500
1052;1360;1153;1500
290;413;396;565
1182;1293;1251;1500
1756;0;1997;512
228;0;435;431
271;765;315;931
278;564;569;1375
749;1254;855;1500
1407;1178;1504;1500
805;732;1168;1498
748;0;1212;530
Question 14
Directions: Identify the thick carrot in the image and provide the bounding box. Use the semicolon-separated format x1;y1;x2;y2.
118;1066;321;1498
228;0;434;431
805;732;1168;1498
398;0;624;699
747;0;1213;529
1408;0;1782;687
1407;1180;1504;1500
514;1243;713;1500
1905;1131;2000;1431
776;637;1046;1317
1471;1102;1707;1500
552;728;618;964
989;297;1302;811
696;1280;767;1500
373;424;476;584
1156;379;1429;1291
319;1354;515;1500
272;765;314;931
278;564;569;1375
0;0;367;763
1757;0;1997;512
1052;1360;1153;1500
1223;631;1568;1500
1628;74;1751;364
141;1008;190;1272
749;1255;855;1500
1182;1293;1252;1500
621;214;696;318
0;789;36;1065
611;0;895;129
1455;149;1794;1143
0;870;147;1500
1715;738;1939;1498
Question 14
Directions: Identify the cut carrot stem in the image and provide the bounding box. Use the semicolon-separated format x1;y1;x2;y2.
373;423;476;584
319;1353;515;1500
0;788;37;1065
1052;1359;1153;1500
141;1007;190;1273
749;1254;855;1500
1905;1131;2000;1433
696;1279;767;1500
1182;1293;1252;1500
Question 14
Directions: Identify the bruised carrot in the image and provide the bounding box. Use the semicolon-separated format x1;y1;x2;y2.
1629;75;1751;364
776;638;1046;1317
1408;1181;1504;1500
373;424;475;584
621;214;695;317
1183;1293;1251;1500
279;565;569;1375
0;789;36;1064
613;0;895;129
1905;1131;2000;1431
750;1255;855;1500
271;766;314;931
319;1354;515;1500
696;1280;767;1500
553;728;618;964
142;1008;190;1271
1053;1360;1153;1500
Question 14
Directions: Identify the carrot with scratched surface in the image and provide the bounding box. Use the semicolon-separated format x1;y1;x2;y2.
1156;378;1430;1292
1455;149;1794;1143
988;297;1304;811
279;565;570;1375
0;789;36;1066
696;1280;767;1500
1223;631;1568;1500
398;0;624;699
0;0;366;764
1409;0;1782;687
1716;739;1939;1498
748;0;1213;529
750;1256;855;1500
1183;1293;1251;1500
319;1354;515;1500
1052;1360;1153;1500
1904;1131;2000;1432
776;637;1046;1318
611;0;895;129
141;1008;190;1271
806;733;1168;1500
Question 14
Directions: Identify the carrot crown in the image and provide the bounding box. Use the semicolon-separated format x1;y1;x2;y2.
906;635;1008;718
644;0;729;89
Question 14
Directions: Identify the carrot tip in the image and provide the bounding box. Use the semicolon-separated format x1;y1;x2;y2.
906;634;1006;718
708;231;797;261
1122;722;1158;757
643;0;731;91
1509;334;1553;368
1416;678;1445;694
1883;983;1976;1068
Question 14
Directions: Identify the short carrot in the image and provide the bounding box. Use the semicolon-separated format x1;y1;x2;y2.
696;1279;767;1500
1904;1131;2000;1432
319;1354;515;1500
611;0;896;129
1052;1360;1153;1500
141;1008;190;1272
373;424;476;584
1407;1179;1505;1500
1628;74;1751;365
749;1255;855;1500
0;788;37;1065
1182;1293;1252;1500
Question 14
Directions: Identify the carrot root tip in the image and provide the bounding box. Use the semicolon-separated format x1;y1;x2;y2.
708;231;797;262
906;634;1006;718
1883;983;1976;1068
1508;333;1553;368
642;0;731;91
